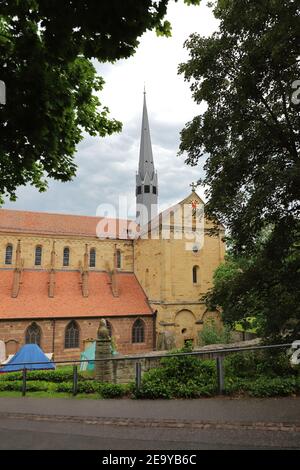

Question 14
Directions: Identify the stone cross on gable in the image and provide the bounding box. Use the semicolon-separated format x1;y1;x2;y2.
190;182;198;192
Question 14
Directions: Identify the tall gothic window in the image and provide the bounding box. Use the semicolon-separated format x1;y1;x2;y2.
5;244;13;265
90;248;96;268
25;322;41;346
116;250;121;269
193;265;199;284
35;246;42;266
65;321;80;349
63;247;70;267
132;319;145;344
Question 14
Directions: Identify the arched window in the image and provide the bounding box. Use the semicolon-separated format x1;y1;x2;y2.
65;321;80;349
90;248;96;268
35;246;42;266
5;244;13;265
106;320;113;338
192;265;199;284
25;322;41;346
63;247;70;267
132;319;145;344
116;250;121;269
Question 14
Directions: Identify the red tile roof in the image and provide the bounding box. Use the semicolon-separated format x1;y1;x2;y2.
0;270;152;320
0;209;138;239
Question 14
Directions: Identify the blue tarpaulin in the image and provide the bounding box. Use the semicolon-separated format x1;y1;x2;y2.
0;344;55;373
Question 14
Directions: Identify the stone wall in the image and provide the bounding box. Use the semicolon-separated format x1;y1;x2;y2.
106;338;261;384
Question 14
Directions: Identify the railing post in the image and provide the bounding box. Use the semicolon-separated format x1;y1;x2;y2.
216;356;225;395
22;367;27;397
72;365;78;396
135;362;142;391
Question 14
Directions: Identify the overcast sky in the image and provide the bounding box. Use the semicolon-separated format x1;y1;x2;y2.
4;1;219;218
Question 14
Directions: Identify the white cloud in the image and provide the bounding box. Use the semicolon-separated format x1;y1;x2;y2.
4;1;218;217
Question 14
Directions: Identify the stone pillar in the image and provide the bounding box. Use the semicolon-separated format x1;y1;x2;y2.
95;319;113;382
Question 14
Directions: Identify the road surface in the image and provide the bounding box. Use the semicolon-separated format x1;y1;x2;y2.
0;397;299;450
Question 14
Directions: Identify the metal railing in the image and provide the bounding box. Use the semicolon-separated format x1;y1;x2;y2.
0;342;293;397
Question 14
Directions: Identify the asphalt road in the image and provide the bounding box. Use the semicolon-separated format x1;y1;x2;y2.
0;397;299;450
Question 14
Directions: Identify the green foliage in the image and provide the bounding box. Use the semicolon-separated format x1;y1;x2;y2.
0;0;201;202
198;319;232;345
205;228;300;341
225;376;300;397
224;351;297;379
0;368;93;382
0;375;131;398
179;1;300;341
135;344;217;398
136;345;300;399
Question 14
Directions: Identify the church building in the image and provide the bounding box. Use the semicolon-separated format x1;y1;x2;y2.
0;93;225;361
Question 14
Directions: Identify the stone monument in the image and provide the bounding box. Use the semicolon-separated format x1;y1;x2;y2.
95;319;113;382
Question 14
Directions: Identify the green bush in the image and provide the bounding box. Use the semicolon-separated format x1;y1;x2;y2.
99;383;131;398
0;368;94;383
224;350;297;379
0;380;23;391
135;344;217;399
0;380;56;392
225;376;300;397
198;319;231;346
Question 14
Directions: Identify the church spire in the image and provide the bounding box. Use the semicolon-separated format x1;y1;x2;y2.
138;88;155;180
136;90;158;226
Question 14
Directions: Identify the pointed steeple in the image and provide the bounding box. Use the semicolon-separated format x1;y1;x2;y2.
138;90;155;181
136;89;158;227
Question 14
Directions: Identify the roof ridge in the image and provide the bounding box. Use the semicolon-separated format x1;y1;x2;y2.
0;208;133;223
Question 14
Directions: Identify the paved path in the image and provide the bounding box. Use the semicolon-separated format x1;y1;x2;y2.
0;397;299;449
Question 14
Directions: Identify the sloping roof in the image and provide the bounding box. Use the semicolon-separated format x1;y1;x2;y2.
0;208;137;239
0;270;152;320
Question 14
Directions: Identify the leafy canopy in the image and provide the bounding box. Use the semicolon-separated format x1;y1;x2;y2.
0;0;200;202
179;0;300;250
179;0;300;340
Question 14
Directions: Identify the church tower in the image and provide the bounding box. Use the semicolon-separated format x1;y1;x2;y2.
136;90;158;227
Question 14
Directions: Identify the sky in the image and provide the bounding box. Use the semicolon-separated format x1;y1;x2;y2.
4;1;219;219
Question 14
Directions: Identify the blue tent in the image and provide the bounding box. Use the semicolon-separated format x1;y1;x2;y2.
0;344;55;373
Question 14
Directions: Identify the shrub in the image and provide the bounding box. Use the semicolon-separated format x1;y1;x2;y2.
135;344;217;399
0;368;94;383
225;376;300;397
225;350;297;379
198;319;232;346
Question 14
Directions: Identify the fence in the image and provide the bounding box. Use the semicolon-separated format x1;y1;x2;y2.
0;342;293;397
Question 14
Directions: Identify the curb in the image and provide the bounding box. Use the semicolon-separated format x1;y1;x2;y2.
0;412;299;432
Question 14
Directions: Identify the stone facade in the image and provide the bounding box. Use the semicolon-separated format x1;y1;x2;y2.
0;316;155;361
0;234;133;272
0;192;225;359
134;193;225;349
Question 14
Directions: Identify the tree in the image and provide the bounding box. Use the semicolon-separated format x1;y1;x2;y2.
179;0;300;250
178;0;300;340
205;226;300;342
0;0;200;202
